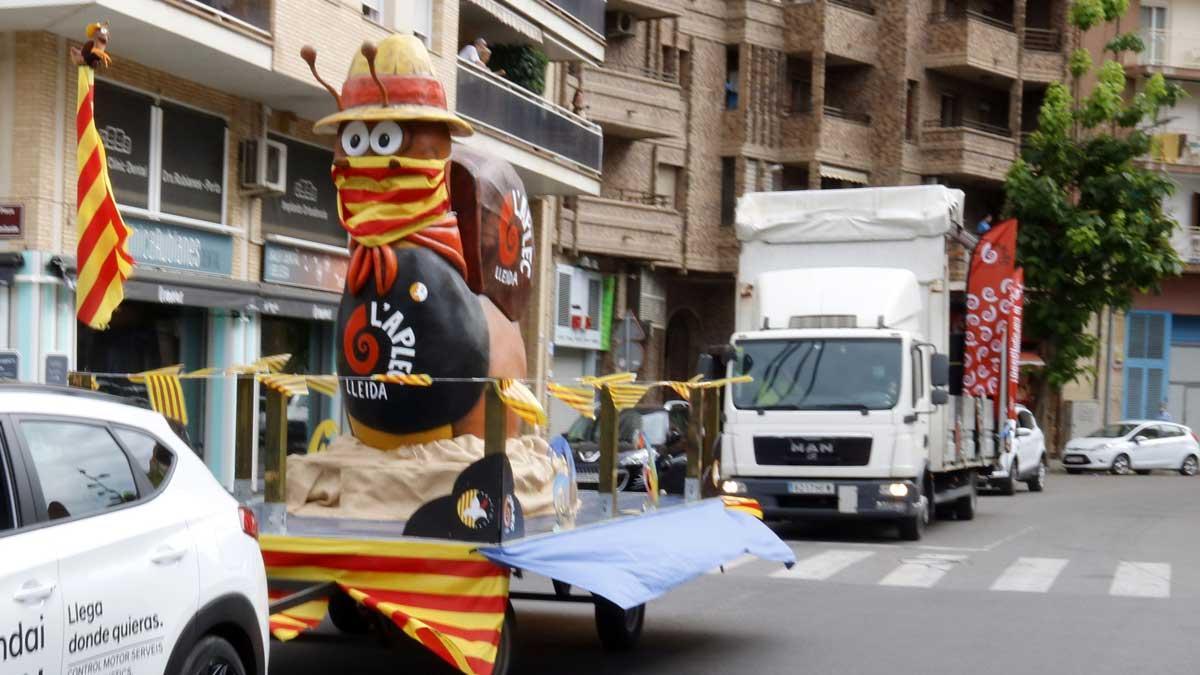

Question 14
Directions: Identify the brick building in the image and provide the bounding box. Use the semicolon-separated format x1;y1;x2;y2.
548;0;1070;432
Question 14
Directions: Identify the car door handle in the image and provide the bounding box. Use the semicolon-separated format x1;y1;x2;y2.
150;546;186;565
13;580;56;604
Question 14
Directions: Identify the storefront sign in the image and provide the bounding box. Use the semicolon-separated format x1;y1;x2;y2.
44;353;69;386
262;136;341;244
159;103;226;223
258;296;338;322
0;205;21;238
0;351;19;380
127;218;233;276
125;280;255;311
262;242;347;294
95;80;153;210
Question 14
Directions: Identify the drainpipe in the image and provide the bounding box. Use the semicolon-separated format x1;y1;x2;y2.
1103;307;1115;423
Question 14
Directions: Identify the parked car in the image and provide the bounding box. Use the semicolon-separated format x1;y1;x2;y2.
563;401;689;494
0;385;269;675
979;404;1048;494
1062;420;1200;476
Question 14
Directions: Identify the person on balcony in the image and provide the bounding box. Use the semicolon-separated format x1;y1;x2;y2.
458;37;488;66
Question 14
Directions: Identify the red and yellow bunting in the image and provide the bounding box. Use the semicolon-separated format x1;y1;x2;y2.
262;535;509;675
581;372;636;387
495;379;547;428
547;382;595;419
259;374;309;397
74;66;133;330
305;375;339;397
607;382;651;411
255;353;292;374
372;373;434;386
143;372;188;425
267;592;329;642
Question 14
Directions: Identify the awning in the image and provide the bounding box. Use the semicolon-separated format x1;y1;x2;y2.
478;498;796;610
462;0;543;42
819;163;870;185
125;278;256;312
1020;351;1045;367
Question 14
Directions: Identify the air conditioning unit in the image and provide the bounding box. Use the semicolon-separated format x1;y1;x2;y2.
555;264;604;350
239;137;287;195
606;11;636;38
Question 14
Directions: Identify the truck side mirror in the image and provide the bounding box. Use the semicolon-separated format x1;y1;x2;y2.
930;353;950;388
695;353;716;380
931;388;949;405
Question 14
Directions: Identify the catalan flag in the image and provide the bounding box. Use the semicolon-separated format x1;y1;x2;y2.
143;372;188;425
75;65;133;329
607;382;651;411
261;535;509;675
494;379;546;427
547;382;595;419
258;373;309;397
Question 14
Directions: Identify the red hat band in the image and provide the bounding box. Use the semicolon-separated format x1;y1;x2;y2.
341;75;448;111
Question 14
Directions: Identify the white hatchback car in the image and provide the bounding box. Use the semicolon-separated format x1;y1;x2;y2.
1062;420;1200;476
0;386;268;675
979;404;1048;494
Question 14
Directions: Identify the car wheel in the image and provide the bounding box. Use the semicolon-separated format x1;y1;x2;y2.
1066;468;1083;475
328;590;372;634
180;636;247;675
954;479;977;520
615;469;631;492
999;459;1018;496
1181;455;1199;477
1111;453;1131;475
595;597;645;651
1025;459;1046;492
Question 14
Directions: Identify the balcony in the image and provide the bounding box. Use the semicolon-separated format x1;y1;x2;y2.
1136;29;1200;76
186;0;270;34
1145;131;1200;175
579;64;683;140
920;119;1017;183
926;10;1019;81
785;0;879;66
497;0;605;62
456;61;602;195
818;107;874;169
606;0;686;19
1022;28;1065;83
563;193;683;267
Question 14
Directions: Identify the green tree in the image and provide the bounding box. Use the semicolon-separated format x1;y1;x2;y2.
1004;0;1186;388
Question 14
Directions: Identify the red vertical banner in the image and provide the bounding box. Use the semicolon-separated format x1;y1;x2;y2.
963;219;1018;413
1006;268;1024;418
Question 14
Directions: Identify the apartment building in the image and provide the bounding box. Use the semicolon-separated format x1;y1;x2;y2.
549;0;1069;432
1076;0;1200;431
0;0;603;479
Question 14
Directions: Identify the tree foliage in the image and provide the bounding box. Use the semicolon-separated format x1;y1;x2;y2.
487;44;549;95
1003;1;1186;388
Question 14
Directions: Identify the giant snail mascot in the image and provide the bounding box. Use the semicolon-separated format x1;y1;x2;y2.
289;34;565;540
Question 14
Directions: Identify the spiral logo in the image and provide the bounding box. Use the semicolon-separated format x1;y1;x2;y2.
980;326;993;342
977;364;990;379
964;372;976;388
999;299;1013;315
980;242;998;264
982;287;998;303
991;339;1004;353
987;379;998;395
966;294;980;310
497;209;521;267
972;384;986;396
967;314;980;327
964;352;974;368
982;306;997;323
342;305;380;376
965;332;977;346
978;346;990;360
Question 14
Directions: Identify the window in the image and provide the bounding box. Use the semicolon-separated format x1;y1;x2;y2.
720;157;736;226
911;346;925;406
21;421;139;521
1158;425;1184;437
362;0;382;22
940;93;960;127
1140;5;1167;63
662;46;677;79
905;80;919;140
1137;425;1161;439
114;428;176;489
1124;311;1170;419
655;164;681;210
0;441;13;532
1018;410;1035;430
725;46;739;110
387;0;433;44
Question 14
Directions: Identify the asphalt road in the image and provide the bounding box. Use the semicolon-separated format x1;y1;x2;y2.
270;469;1200;675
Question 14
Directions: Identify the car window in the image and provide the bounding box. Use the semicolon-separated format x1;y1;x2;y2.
0;440;13;533
1018;410;1035;430
1136;425;1160;439
1156;425;1182;438
639;411;670;446
20;420;139;521
669;406;689;437
114;427;176;489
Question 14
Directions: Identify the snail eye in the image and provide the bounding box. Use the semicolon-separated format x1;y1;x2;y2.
369;121;404;155
340;121;369;156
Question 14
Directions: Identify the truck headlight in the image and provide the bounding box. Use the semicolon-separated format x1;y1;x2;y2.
885;482;910;498
722;480;746;495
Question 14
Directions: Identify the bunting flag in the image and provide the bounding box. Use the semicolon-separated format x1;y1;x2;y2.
494;379;547;427
305;375;340;397
581;372;636;387
128;364;184;384
259;374;309;397
692;375;753;389
607;382;651;411
75;65;134;329
546;382;595;419
267;592;329;642
143;373;188;424
667;375;704;402
261;535;510;675
179;367;220;379
372;373;434;387
255;353;292;374
68;372;99;390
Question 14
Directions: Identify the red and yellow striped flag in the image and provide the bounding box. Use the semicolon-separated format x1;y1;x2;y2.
75;66;133;329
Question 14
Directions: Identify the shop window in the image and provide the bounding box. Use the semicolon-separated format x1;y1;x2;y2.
720;157;736;226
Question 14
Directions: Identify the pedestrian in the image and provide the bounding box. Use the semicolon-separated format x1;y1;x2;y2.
458;37;488;67
1158;400;1172;421
976;212;993;235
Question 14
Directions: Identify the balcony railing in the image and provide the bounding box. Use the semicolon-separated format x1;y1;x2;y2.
545;0;606;35
825;105;871;125
925;118;1013;137
456;60;603;173
604;62;679;84
1149;131;1200;166
605;189;672;208
929;8;1016;31
1024;27;1061;52
1138;30;1200;68
829;0;876;15
183;0;271;35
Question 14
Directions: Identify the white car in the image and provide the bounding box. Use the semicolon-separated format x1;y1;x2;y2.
979;404;1048;494
0;385;268;675
1062;420;1200;476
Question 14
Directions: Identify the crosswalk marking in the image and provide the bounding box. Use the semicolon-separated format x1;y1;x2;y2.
878;554;967;588
1109;562;1171;598
771;549;875;581
990;557;1069;593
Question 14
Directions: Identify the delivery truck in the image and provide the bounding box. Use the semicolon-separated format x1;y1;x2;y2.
718;185;999;540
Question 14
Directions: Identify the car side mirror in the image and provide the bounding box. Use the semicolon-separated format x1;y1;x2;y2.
930;353;950;388
667;429;682;445
931;388;949;405
1133;435;1147;444
1016;427;1031;437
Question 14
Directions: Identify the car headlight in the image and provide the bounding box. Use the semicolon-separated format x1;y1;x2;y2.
619;449;650;466
884;482;910;498
722;480;747;495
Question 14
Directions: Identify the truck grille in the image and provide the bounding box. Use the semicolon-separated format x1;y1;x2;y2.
753;436;873;466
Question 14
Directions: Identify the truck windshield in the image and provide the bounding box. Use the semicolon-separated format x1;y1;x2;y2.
732;338;903;411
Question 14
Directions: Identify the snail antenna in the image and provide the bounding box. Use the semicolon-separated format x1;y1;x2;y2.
361;42;389;107
300;45;343;110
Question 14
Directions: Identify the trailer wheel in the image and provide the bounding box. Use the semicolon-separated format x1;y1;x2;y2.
954;479;977;520
594;597;645;651
328;591;372;635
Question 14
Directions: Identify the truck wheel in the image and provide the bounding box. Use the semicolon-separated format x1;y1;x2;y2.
328;590;372;635
180;636;247;675
954;480;977;520
898;480;931;541
999;459;1018;496
1025;459;1046;492
595;597;645;651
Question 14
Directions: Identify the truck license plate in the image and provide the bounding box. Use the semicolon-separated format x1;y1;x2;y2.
788;481;835;495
